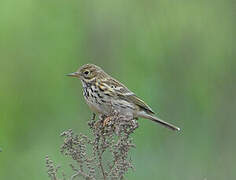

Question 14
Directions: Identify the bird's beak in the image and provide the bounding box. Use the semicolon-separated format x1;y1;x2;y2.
65;72;80;78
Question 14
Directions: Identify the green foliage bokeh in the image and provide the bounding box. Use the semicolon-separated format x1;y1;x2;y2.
0;0;235;179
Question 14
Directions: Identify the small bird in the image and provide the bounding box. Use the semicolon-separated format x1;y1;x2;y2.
67;64;180;131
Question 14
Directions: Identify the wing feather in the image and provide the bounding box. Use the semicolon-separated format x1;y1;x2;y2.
100;78;155;114
121;94;155;114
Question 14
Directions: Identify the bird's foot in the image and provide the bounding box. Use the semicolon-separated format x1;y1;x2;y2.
103;116;112;127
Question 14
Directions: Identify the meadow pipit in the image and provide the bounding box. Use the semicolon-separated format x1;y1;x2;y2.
67;64;180;131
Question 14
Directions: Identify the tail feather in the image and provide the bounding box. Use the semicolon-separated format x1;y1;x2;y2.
138;112;180;131
149;116;180;131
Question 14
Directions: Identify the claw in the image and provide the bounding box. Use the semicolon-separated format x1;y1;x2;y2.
103;116;112;126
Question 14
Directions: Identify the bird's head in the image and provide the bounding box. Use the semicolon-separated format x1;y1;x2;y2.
66;64;103;82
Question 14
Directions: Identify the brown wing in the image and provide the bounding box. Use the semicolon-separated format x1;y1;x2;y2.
101;78;131;94
101;77;155;114
121;94;155;114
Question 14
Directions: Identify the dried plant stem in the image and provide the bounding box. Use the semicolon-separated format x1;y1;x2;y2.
98;151;106;180
95;134;106;180
46;111;138;180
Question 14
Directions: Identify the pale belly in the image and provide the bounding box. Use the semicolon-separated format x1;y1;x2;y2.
83;86;112;115
82;83;137;118
84;97;107;114
84;93;136;117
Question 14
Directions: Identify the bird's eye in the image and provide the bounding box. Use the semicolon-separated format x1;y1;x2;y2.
84;70;90;75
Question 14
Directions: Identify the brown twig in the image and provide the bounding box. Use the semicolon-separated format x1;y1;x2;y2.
98;151;106;180
46;111;138;180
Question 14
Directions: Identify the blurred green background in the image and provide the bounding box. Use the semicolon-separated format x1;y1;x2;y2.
0;0;235;179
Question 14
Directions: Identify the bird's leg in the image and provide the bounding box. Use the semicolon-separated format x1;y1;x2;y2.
94;114;112;127
103;116;112;126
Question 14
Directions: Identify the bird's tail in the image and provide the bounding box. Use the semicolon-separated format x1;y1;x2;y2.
138;112;180;131
149;116;180;131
